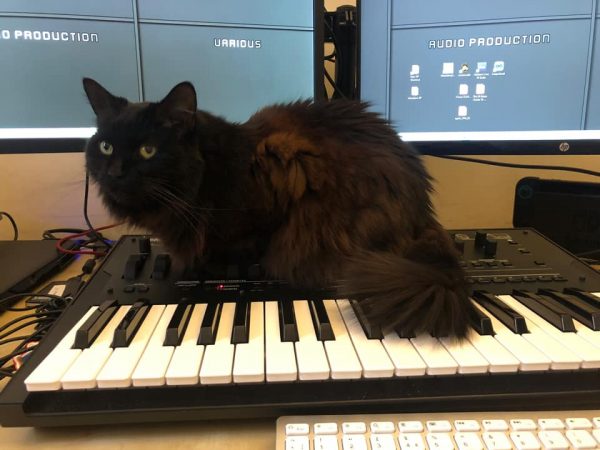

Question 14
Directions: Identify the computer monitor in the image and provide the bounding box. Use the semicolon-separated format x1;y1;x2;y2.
359;0;600;155
0;0;324;153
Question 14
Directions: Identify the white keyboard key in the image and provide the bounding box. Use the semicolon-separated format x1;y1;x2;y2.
233;302;265;383
293;300;330;380
537;431;569;450
131;304;177;386
200;302;236;384
592;429;600;442
342;422;366;434
538;419;565;430
398;433;425;450
593;417;600;428
566;430;597;448
482;432;512;450
440;336;489;374
322;300;362;379
381;331;427;376
286;436;309;450
410;335;458;375
165;303;206;385
336;300;394;378
465;329;520;373
455;420;480;431
285;423;309;436
398;420;423;433
510;431;541;450
498;296;581;370
315;435;339;450
370;434;396;450
60;305;130;389
427;420;452;432
265;301;297;382
483;419;509;431
96;305;165;388
511;419;537;431
370;421;395;433
454;432;483;450
566;418;593;429
314;422;338;435
25;307;97;391
426;432;454;450
342;435;367;450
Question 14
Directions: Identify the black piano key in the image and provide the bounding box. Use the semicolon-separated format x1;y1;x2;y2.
198;302;222;345
72;299;117;349
469;303;494;335
538;289;600;331
123;254;145;280
231;300;250;344
350;299;383;339
394;327;416;339
164;302;193;346
112;301;150;348
308;299;335;341
512;290;576;332
472;291;529;334
564;288;600;308
278;300;299;342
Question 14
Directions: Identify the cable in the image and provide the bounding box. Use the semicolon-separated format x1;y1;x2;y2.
0;211;18;240
324;69;347;100
84;170;113;249
431;154;600;178
54;222;121;257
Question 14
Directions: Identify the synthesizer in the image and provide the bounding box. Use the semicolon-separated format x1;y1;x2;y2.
1;228;600;427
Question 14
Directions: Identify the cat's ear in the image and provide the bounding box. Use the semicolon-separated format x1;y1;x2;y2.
82;78;128;120
156;82;197;127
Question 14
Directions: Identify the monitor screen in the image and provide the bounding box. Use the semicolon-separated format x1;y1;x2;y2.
0;0;323;153
360;0;600;154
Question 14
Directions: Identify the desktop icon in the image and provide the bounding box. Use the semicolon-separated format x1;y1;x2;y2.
410;86;420;96
493;61;505;73
410;64;420;76
476;61;487;73
475;83;486;95
442;62;454;75
458;105;468;117
459;84;469;95
459;63;469;74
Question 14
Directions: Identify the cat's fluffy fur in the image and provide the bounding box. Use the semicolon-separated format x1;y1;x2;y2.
83;78;478;337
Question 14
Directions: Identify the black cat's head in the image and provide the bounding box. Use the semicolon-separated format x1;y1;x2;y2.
82;78;203;222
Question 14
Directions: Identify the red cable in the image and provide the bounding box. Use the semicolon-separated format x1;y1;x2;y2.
55;223;122;257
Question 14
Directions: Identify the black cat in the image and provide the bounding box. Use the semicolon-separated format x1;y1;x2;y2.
83;78;478;337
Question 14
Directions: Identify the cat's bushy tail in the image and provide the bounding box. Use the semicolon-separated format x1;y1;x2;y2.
341;226;478;338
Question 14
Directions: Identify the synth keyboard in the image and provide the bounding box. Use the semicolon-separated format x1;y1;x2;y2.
2;228;600;427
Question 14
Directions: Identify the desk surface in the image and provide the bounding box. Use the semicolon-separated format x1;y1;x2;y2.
0;256;275;449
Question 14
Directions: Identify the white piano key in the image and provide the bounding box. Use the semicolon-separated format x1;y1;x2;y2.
265;301;297;382
25;307;97;392
165;303;207;385
503;294;600;368
439;335;490;374
499;295;581;370
293;300;330;380
409;334;458;375
322;299;362;379
96;305;165;388
465;329;520;373
200;302;236;384
131;304;178;386
337;299;394;378
233;302;265;383
381;331;427;376
61;305;131;389
474;303;551;371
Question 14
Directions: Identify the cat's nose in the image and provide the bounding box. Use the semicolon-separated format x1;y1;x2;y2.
107;161;124;178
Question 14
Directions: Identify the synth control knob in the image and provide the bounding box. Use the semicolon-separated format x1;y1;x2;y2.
484;238;498;258
138;237;151;254
475;230;488;248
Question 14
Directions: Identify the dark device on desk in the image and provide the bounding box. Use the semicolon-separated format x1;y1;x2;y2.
0;240;78;310
514;177;600;261
2;229;600;427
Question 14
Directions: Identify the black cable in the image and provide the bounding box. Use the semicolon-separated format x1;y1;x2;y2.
84;171;112;249
324;69;347;99
0;211;18;240
432;154;600;178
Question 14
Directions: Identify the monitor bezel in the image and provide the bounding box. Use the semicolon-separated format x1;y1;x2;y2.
0;0;325;155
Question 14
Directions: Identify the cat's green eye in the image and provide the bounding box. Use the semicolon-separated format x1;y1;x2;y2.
99;140;113;156
139;145;157;160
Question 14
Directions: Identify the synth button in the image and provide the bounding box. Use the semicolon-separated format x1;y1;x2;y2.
473;292;528;334
475;230;488;248
485;260;498;267
370;434;396;450
484;239;498;258
519;248;531;254
151;254;171;280
350;300;383;340
314;422;338;435
398;433;425;450
426;433;454;450
508;240;519;245
501;260;513;267
523;276;537;282
478;277;492;284
482;432;512;450
123;285;135;293
231;299;250;344
73;299;117;349
285;423;309;436
136;284;149;293
426;420;452;432
482;420;509;431
455;420;481;432
492;277;506;283
398;421;424;433
123;254;145;280
565;430;597;449
534;260;546;266
164;302;194;346
309;299;335;341
370;421;395;433
510;419;537;431
537;275;553;282
512;291;576;332
537;431;569;450
111;301;150;348
507;276;523;283
510;432;541;450
471;260;484;268
538;419;565;430
285;436;309;450
566;418;593;430
454;432;484;450
553;275;568;282
342;422;367;434
278;300;299;342
540;289;600;331
198;302;222;345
